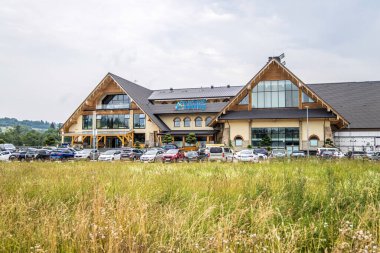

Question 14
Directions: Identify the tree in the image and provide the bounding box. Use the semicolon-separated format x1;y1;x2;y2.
162;134;173;144
185;133;197;146
134;141;141;149
22;130;42;146
44;135;58;146
260;134;272;150
0;139;4;144
50;122;56;129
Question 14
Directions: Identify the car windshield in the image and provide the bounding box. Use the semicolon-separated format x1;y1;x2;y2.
187;152;197;156
240;150;252;155
103;150;116;155
145;150;157;155
166;149;178;154
273;150;285;154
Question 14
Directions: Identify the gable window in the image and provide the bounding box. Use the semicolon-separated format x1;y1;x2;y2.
82;115;93;130
101;94;131;109
302;92;315;103
239;95;249;105
195;117;202;127
205;117;212;126
184;117;191;127
133;114;145;129
252;80;299;108
173;117;181;127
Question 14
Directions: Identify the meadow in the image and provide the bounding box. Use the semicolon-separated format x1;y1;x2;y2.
0;160;379;252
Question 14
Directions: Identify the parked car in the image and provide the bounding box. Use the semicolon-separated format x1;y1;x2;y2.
74;149;99;160
98;150;121;161
333;151;345;159
0;143;16;153
253;148;268;160
365;151;376;158
370;152;380;161
197;148;209;161
121;148;143;161
236;149;258;162
184;151;200;162
140;149;164;162
11;148;36;161
321;151;334;158
0;151;12;161
34;149;51;161
25;148;38;161
50;148;75;161
208;147;233;162
317;148;338;156
161;144;179;151
162;149;184;163
291;150;306;158
271;149;286;158
348;151;366;159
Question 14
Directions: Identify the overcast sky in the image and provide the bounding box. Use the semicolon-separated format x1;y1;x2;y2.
1;0;380;122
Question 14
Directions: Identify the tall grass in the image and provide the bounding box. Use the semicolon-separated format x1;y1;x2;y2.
0;160;379;252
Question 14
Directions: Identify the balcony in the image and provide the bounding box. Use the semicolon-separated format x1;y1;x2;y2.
96;104;130;110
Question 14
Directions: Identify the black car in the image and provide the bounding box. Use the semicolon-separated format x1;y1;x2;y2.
120;148;144;161
197;148;209;161
253;148;269;156
161;144;179;151
34;149;51;161
185;151;199;162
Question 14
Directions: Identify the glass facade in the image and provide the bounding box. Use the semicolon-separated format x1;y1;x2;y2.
251;127;299;150
239;95;249;105
82;115;92;129
101;94;131;109
252;80;299;108
96;115;130;129
133;114;146;129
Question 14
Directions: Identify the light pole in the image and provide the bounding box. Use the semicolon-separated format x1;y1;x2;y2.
305;106;310;157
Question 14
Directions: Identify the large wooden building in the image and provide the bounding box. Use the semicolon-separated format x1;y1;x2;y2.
61;57;380;153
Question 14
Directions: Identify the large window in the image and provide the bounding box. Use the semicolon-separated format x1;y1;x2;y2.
184;117;191;127
96;114;130;129
251;127;299;148
101;94;131;109
133;114;146;129
239;95;249;105
252;80;299;108
195;117;202;127
173;117;181;127
82;115;93;130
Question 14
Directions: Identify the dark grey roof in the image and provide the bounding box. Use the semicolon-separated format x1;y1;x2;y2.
109;73;170;131
219;108;335;120
159;130;217;135
306;81;380;129
148;86;243;100
149;102;228;114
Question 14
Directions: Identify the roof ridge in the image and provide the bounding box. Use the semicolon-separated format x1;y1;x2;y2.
308;81;380;85
151;85;244;92
108;72;153;93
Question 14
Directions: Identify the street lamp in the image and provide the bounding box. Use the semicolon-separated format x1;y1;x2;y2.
305;106;310;157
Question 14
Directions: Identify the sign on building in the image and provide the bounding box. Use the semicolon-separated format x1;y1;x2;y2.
175;99;207;111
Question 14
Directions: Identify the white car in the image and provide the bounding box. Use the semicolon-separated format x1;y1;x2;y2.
236;150;258;162
140;150;164;162
0;151;12;161
98;150;121;161
74;149;99;160
333;151;345;158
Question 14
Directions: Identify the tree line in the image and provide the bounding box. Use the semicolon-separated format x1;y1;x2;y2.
0;124;61;147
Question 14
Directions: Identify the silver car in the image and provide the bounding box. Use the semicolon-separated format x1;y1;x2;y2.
208;147;233;162
140;150;164;163
74;149;99;160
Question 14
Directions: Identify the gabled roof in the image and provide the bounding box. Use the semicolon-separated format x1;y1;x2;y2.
148;86;242;100
108;73;170;131
210;59;349;126
306;81;380;129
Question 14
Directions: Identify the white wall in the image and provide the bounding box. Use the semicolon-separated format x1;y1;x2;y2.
334;130;380;152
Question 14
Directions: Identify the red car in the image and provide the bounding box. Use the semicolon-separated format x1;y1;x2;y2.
162;149;184;163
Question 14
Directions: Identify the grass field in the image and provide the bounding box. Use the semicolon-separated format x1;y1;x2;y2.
0;160;379;252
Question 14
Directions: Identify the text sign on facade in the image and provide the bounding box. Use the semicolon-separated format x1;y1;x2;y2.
175;99;207;111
